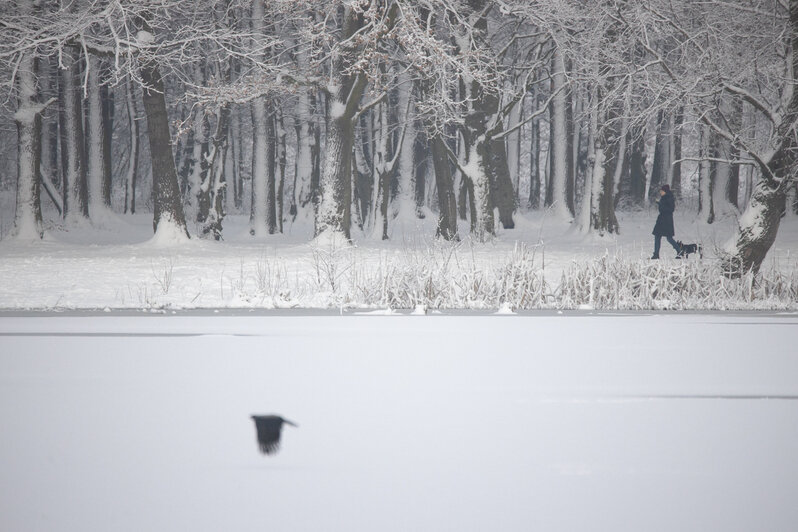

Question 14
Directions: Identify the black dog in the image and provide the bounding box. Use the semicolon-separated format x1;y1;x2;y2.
677;241;702;258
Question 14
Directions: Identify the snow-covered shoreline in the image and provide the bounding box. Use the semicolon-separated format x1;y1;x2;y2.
2;210;797;311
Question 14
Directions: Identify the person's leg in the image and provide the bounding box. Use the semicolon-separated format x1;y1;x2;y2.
666;235;681;254
652;235;662;258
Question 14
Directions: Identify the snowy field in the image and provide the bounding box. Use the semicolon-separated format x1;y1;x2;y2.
1;312;797;532
1;207;798;311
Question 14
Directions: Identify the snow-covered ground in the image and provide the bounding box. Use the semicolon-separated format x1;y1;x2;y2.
1;313;797;531
1;206;797;310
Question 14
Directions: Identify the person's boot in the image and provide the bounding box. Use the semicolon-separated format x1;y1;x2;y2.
651;253;659;259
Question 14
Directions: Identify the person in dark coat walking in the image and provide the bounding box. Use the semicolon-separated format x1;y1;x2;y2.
651;184;681;259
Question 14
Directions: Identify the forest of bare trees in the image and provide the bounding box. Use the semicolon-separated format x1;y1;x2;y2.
1;0;796;274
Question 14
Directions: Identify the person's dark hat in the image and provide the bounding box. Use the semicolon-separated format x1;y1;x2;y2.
660;184;671;193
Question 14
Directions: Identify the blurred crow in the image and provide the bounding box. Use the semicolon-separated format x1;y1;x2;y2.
250;415;298;455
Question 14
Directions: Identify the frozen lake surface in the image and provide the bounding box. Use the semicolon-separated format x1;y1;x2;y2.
1;312;797;531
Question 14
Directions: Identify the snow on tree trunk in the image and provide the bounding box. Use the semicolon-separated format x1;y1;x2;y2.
186;72;208;225
200;105;229;240
723;0;798;274
461;139;494;240
60;45;88;224
315;5;377;241
724;181;786;275
317;97;357;239
373;100;391;240
547;45;573;221
12;45;45;240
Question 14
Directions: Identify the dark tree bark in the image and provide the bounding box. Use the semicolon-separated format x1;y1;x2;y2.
528;93;541;209
314;8;369;239
60;46;88;222
671;108;683;199
488;136;515;229
136;18;189;236
430;133;458;240
124;80;139;214
101;75;113;206
650;110;670;193
565;82;575;215
627;129;646;206
276;108;287;233
414;130;428;215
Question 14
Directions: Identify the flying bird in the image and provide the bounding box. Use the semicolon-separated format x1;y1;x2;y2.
250;415;298;455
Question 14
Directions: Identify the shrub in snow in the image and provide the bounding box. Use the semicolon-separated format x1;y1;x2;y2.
557;256;798;310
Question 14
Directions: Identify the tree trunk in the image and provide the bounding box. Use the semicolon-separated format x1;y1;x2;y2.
430;133;458;240
317;102;358;238
101;74;113;207
506;93;521;202
565;80;576;215
231;104;244;210
186;71;209;224
199;105;229;240
724;0;798;274
13;42;45;239
124;79;139;214
698;123;715;224
528;92;541;209
315;6;377;239
650;110;671;193
276;107;287;233
86;54;110;217
375;101;391;240
396;70;419;222
225;113;238;214
577;91;618;235
39;56;62;217
488;135;515;229
414;130;428;215
671;108;683;198
627;128;646;206
547;45;573;220
137;34;189;237
250;96;276;235
60;45;88;223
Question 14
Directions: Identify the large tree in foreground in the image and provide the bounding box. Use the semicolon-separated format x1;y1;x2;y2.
621;0;798;274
